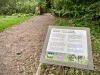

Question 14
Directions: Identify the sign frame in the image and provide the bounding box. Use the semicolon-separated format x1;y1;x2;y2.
40;26;94;70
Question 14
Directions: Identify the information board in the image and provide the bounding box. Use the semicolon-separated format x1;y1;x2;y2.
40;26;94;70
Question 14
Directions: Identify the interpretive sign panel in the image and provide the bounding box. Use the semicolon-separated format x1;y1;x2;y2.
40;26;94;70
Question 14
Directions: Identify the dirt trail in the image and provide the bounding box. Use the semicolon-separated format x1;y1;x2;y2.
0;13;55;75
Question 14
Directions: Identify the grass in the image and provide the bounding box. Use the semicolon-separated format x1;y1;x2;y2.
41;63;47;69
0;13;32;32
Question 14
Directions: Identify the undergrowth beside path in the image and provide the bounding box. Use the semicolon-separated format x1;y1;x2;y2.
54;17;100;75
0;13;32;32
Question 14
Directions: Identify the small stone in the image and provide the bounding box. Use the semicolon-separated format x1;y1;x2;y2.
16;51;22;55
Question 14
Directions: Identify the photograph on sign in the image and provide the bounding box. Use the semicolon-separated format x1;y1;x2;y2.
40;26;94;70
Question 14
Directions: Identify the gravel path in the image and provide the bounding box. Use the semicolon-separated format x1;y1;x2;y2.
0;13;55;75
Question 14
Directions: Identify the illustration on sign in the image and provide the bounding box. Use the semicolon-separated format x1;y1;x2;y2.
45;28;88;65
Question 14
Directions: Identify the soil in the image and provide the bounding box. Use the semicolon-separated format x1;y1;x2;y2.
0;13;55;75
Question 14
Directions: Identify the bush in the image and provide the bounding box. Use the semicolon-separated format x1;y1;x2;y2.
0;0;40;15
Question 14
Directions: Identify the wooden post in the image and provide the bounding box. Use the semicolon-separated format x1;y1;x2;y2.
35;63;42;75
60;66;64;75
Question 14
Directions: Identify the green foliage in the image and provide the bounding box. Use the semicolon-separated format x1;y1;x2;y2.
40;1;47;8
0;13;31;32
85;1;100;20
41;63;47;69
53;0;100;22
53;0;85;17
55;19;70;26
69;68;74;75
0;0;41;15
93;39;100;51
55;69;60;74
75;70;80;74
53;0;100;34
0;0;9;7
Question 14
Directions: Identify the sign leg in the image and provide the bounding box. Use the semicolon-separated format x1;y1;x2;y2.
35;63;42;75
